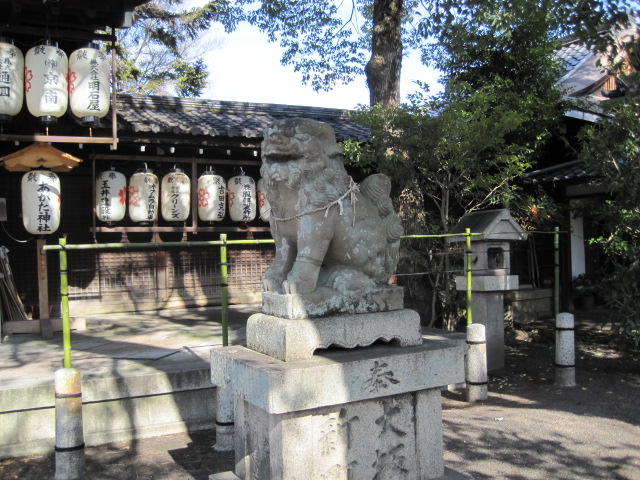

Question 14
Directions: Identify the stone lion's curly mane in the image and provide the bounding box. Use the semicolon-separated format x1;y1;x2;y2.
261;119;351;213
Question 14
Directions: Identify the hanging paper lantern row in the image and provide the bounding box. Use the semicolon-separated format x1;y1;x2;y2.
68;46;110;126
92;168;269;225
128;168;159;225
21;170;61;235
197;170;226;222
0;41;111;124
0;40;24;123
161;167;191;222
25;43;68;124
256;178;270;222
95;168;126;224
228;174;256;222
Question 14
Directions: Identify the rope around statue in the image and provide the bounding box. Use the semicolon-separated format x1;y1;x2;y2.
269;177;360;228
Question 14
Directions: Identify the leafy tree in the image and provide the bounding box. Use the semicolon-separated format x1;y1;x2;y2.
115;0;221;96
579;95;640;348
212;1;635;107
342;1;567;326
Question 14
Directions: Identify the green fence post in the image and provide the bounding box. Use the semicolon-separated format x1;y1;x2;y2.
554;226;560;317
59;238;72;368
466;228;473;325
220;234;229;347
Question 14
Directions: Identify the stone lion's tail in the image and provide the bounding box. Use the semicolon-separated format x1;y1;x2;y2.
360;174;404;244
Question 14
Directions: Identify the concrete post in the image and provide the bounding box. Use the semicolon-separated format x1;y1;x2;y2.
54;368;85;480
214;387;234;451
555;312;576;387
465;323;488;402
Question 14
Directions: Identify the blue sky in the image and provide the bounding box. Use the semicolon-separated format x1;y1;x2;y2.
200;21;442;109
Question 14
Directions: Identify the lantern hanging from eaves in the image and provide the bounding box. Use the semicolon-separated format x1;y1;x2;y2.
228;169;256;223
0;39;24;123
68;45;110;126
21;170;61;235
197;168;226;222
96;167;126;225
161;166;190;223
25;42;68;124
128;165;158;225
256;178;270;222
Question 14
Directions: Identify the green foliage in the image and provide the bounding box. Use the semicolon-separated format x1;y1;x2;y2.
174;58;208;97
215;1;634;101
509;185;564;232
348;76;561;232
115;0;219;96
344;0;567;328
579;98;640;347
412;0;634;60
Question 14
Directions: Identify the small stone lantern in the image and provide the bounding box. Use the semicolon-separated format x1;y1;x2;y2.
447;209;527;371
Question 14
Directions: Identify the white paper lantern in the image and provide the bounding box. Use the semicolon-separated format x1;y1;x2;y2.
21;170;61;235
68;45;110;126
0;40;24;123
256;178;270;222
161;167;190;223
128;167;158;224
228;173;256;222
197;169;226;222
96;168;126;224
25;43;68;124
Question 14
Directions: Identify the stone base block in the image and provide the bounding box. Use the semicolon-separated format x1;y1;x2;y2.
246;309;422;362
261;285;404;319
211;338;465;480
210;463;472;479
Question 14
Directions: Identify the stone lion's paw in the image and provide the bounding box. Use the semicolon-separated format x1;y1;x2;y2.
263;277;284;293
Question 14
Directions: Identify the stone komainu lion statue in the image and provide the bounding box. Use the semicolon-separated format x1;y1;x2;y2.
260;118;403;296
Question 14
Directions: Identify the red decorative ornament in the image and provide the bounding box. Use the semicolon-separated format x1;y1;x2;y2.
198;188;210;207
128;186;140;206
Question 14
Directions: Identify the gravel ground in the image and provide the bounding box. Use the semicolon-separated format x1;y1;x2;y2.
2;313;638;480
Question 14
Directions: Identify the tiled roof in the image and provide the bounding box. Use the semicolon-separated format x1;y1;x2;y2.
556;39;593;78
556;37;609;105
109;95;371;143
524;160;590;183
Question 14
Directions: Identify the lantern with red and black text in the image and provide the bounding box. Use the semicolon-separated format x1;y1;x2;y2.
128;167;158;225
69;45;110;126
256;178;270;222
228;171;256;222
21;170;61;235
161;167;190;223
0;39;24;123
25;43;68;124
197;169;226;222
96;168;126;224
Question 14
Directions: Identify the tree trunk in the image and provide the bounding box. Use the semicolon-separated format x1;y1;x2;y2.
365;0;403;108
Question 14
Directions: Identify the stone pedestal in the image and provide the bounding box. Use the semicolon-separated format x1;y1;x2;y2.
247;309;422;362
210;328;468;480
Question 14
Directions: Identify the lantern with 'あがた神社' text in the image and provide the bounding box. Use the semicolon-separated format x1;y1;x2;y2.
21;170;61;235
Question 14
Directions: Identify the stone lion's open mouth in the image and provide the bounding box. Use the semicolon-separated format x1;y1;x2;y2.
262;153;297;162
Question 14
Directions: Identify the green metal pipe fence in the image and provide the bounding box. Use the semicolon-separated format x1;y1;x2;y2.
43;229;564;365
